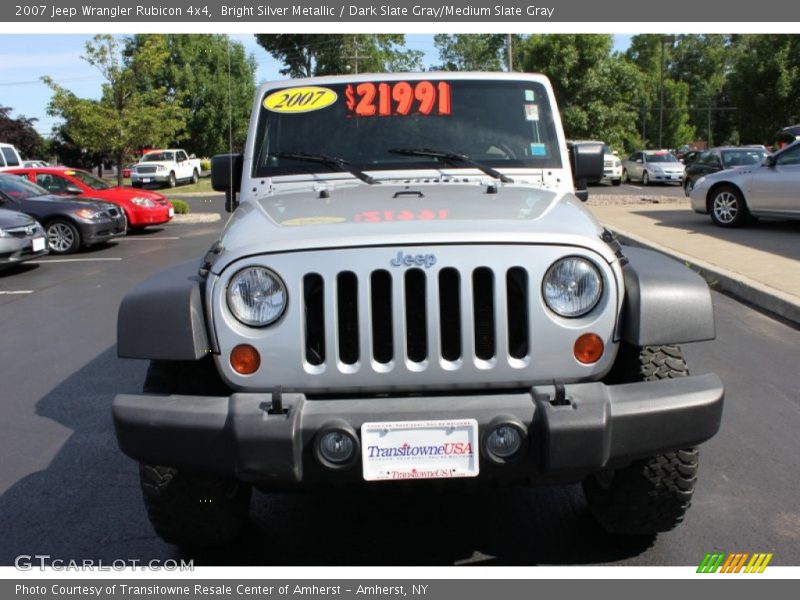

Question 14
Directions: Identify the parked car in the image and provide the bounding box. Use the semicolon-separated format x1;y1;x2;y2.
683;147;770;195
130;149;201;188
622;150;685;185
681;150;702;166
113;72;723;547
8;167;174;230
0;208;47;269
0;174;126;254
0;143;23;171
689;140;800;227
122;163;137;178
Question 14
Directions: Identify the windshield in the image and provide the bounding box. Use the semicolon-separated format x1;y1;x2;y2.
142;152;174;162
721;149;768;168
0;174;49;199
645;153;679;163
67;170;111;190
253;79;562;178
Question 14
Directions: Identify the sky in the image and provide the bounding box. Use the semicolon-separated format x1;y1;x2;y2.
0;34;632;142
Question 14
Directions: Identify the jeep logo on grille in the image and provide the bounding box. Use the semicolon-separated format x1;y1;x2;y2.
390;251;437;269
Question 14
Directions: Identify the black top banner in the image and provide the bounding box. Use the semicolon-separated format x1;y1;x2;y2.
2;0;800;22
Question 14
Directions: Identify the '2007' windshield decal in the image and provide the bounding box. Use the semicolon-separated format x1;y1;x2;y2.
345;81;452;117
263;86;338;113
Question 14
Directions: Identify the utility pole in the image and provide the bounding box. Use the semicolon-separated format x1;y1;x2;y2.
658;36;669;149
507;34;513;72
344;35;361;74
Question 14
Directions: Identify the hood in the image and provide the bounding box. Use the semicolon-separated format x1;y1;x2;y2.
0;207;36;228
27;194;117;211
103;186;166;201
213;181;613;273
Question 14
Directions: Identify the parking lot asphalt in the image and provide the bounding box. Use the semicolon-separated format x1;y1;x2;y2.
1;194;799;566
588;197;800;325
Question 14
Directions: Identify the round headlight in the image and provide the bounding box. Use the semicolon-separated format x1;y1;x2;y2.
227;266;287;327
542;257;603;318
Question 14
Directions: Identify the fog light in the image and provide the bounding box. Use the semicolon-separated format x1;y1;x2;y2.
485;425;523;459
317;430;356;465
574;333;604;364
230;344;260;374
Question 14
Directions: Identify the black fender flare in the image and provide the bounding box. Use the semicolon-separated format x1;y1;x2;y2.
620;247;715;346
117;260;211;360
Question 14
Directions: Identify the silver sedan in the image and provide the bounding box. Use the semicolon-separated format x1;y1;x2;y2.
0;208;48;270
622;150;686;185
690;140;800;227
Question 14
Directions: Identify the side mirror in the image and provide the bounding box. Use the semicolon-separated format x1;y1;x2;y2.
764;155;776;168
569;142;604;202
65;184;83;195
211;153;243;212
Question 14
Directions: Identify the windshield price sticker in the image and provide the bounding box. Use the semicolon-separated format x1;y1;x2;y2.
263;86;338;114
346;81;452;117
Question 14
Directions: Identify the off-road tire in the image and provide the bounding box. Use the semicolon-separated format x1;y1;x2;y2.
583;344;699;535
139;358;251;547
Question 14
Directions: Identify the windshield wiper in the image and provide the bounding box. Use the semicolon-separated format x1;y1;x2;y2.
388;148;514;184
270;151;379;185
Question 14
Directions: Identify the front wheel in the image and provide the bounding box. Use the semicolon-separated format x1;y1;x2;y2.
709;185;749;228
167;172;177;188
138;359;251;547
612;178;622;186
684;178;694;196
642;171;650;185
190;169;199;184
622;169;630;183
46;220;81;254
583;344;699;535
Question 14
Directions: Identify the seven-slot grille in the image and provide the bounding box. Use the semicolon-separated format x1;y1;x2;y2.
302;266;530;369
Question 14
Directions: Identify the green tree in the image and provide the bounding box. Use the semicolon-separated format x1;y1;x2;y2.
728;35;800;144
670;35;741;146
43;34;188;185
432;34;509;71
0;107;46;158
520;34;645;152
254;34;422;78
128;34;256;156
626;34;695;148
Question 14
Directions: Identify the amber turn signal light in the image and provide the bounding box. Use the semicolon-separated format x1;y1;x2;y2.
574;333;604;364
230;344;260;374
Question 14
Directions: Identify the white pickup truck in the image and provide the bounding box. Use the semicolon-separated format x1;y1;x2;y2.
130;149;201;188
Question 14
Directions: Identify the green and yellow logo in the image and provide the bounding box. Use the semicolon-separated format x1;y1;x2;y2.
697;552;773;573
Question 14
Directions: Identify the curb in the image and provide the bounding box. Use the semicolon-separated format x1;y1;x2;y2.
170;213;222;224
607;225;800;328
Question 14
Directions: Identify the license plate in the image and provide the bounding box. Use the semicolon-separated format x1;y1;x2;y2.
361;419;479;481
168;208;175;218
142;178;151;183
32;237;45;252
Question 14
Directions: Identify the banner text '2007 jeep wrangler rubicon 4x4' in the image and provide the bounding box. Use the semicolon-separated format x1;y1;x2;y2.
113;72;723;547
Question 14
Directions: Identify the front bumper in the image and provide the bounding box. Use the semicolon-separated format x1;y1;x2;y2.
131;172;170;184
128;205;173;226
0;236;48;267
113;374;723;486
78;217;127;245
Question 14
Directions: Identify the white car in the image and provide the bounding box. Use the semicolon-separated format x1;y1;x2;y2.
690;140;800;227
623;150;685;185
130;149;201;189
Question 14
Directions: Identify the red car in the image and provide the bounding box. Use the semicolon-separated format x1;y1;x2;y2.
8;167;174;230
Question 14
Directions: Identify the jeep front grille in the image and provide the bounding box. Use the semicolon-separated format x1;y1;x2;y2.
302;266;531;368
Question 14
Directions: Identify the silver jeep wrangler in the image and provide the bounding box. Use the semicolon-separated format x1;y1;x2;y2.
113;72;723;547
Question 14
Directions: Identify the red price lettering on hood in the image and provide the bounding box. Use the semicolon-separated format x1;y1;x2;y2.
346;81;452;117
